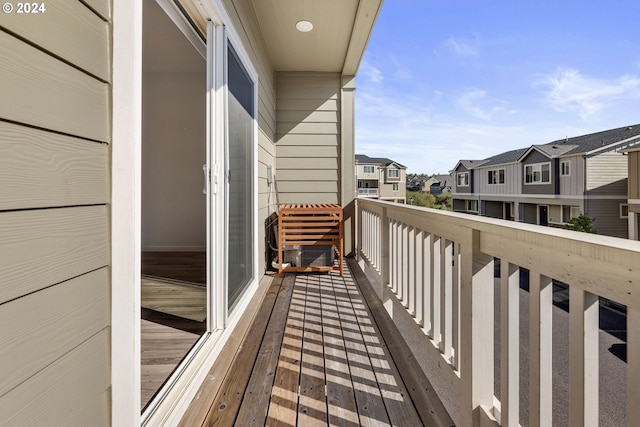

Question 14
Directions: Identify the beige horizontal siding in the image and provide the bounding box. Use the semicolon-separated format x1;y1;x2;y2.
0;268;109;397
277;157;339;170
276;181;338;193
0;30;110;142
0;121;109;210
279;98;339;112
82;0;111;20
0;329;110;427
277;86;339;100
277;169;339;181
277;121;339;135
277;134;338;146
586;152;628;194
0;1;110;80
278;192;339;204
277;145;339;158
277;110;340;123
0;205;109;304
275;72;341;204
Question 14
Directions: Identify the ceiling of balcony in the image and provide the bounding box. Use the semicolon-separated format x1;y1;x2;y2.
249;0;382;74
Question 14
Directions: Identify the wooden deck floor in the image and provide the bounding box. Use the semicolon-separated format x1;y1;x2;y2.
182;261;450;426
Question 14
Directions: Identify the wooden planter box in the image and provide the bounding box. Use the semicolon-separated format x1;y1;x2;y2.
277;203;343;277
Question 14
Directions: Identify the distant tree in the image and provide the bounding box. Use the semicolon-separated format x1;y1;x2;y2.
406;190;455;211
434;190;452;210
564;214;597;233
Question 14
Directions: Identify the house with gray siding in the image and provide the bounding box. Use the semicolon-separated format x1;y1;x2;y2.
619;141;640;240
355;154;407;202
0;0;382;425
451;124;640;238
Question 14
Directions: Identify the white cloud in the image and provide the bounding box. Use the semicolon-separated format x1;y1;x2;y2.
446;35;479;57
456;89;507;120
536;68;640;119
360;58;384;84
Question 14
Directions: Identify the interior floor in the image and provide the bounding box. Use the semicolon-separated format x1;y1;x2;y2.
141;251;207;410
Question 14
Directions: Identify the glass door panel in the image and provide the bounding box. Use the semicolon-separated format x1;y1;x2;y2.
226;44;255;311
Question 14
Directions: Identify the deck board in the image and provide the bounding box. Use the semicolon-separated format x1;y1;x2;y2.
184;262;441;426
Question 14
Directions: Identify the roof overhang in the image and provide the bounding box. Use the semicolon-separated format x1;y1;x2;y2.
249;0;383;74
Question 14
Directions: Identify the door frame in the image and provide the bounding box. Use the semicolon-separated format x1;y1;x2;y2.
112;0;260;425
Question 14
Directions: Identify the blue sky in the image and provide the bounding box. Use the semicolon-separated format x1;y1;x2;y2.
355;0;640;174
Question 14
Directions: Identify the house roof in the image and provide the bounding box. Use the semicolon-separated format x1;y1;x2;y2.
356;154;407;168
431;174;452;187
518;124;640;161
451;159;487;171
480;147;530;167
454;124;640;170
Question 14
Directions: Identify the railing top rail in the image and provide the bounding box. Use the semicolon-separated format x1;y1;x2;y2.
357;198;640;308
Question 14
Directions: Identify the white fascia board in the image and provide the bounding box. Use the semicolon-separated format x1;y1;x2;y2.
586;135;640;156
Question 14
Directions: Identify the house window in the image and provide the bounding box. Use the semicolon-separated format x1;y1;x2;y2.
621;204;629;219
562;205;581;223
388;169;399;178
525;162;551;184
561;160;570;176
364;165;374;173
457;172;469;186
467;200;478;212
392;183;399;191
488;169;505;185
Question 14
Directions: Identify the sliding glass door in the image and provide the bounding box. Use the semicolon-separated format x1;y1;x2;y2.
225;44;255;311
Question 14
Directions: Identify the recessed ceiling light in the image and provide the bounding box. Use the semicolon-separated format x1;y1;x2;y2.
296;20;313;32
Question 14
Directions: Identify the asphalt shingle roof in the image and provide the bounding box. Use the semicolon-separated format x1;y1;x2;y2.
356;154;406;168
455;124;640;169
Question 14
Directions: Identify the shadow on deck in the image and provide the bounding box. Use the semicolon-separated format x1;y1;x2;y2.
180;260;453;426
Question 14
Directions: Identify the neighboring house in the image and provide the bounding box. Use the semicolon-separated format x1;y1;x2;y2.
0;1;382;425
618;140;640;240
427;174;453;195
355;154;407;202
406;176;424;191
451;125;640;238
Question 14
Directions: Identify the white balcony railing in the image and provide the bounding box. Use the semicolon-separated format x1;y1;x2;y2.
355;198;640;427
357;187;379;197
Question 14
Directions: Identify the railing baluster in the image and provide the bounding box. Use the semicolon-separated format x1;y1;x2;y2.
529;272;553;427
628;308;640;426
415;229;424;326
423;232;432;335
569;287;599;427
452;242;460;370
380;208;389;296
408;226;416;317
500;262;520;427
400;223;408;304
459;229;494;427
441;239;453;361
391;219;397;293
432;235;442;345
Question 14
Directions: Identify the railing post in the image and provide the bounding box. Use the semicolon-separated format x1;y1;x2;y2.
569;287;598;427
459;229;495;427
